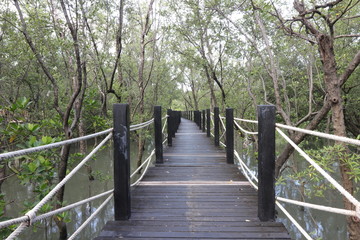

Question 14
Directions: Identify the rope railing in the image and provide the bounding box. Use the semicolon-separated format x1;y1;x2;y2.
234;117;258;124
1;105;173;240
68;193;114;240
131;149;156;187
0;128;113;161
130;118;154;131
233;150;313;240
4;132;112;239
233;120;258;135
276;127;360;218
276;123;360;146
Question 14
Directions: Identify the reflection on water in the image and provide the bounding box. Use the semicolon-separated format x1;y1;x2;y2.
3;139;154;240
235;136;348;240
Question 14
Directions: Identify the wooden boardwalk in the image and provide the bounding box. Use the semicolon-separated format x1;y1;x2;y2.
94;118;291;240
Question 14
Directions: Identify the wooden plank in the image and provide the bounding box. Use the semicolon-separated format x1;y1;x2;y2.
94;118;291;240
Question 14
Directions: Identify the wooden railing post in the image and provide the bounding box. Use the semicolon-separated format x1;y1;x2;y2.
206;109;210;137
172;111;176;137
154;106;163;164
202;110;205;132
257;105;276;221
167;109;173;147
113;103;131;220
214;107;219;146
198;110;202;130
226;108;234;164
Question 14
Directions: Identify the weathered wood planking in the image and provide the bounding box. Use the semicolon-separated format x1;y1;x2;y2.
94;118;291;239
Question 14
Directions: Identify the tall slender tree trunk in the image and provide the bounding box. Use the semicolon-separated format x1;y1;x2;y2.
319;34;360;239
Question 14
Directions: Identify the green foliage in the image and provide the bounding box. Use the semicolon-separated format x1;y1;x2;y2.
282;144;360;198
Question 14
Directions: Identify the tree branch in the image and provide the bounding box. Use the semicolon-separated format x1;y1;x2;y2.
339;50;360;86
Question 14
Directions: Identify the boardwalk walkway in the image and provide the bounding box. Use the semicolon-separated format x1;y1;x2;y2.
94;118;291;239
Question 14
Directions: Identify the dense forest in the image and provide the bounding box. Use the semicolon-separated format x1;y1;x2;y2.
0;0;360;239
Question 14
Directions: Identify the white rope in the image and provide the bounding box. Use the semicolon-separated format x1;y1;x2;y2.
67;194;113;240
130;149;155;179
235;152;258;190
219;115;227;131
130;118;154;131
0;188;111;229
33;190;113;222
276;197;357;217
233;150;312;240
131;150;155;187
234;120;258;135
275;202;313;240
219;130;226;141
6;222;27;240
0;216;28;229
3;133;112;239
162;115;169;120
162;120;167;134
276;123;360;146
276;128;360;217
0;128;113;161
220;141;226;147
234;117;258;124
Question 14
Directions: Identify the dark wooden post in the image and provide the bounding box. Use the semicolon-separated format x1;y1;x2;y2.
257;105;276;221
214;107;219;146
154;106;163;163
226;108;234;164
172;111;176;137
202;110;205;132
167;109;172;147
206;109;210;137
198;110;202;130
113;103;131;220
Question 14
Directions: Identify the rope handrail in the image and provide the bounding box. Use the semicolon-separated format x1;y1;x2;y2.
130;149;155;179
0;189;113;229
131;149;155;187
218;115;226;132
276;196;357;217
162;120;167;134
130;118;154;131
276;123;360;146
233;120;258;135
67;194;113;240
233;150;312;240
4;133;112;239
234;117;258;124
276;127;360;217
0;128;113;161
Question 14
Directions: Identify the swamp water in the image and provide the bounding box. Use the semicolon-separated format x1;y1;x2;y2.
3;140;154;240
235;136;348;240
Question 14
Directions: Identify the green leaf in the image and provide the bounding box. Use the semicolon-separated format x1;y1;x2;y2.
28;162;38;173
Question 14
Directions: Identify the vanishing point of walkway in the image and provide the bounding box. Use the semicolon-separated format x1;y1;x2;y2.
95;118;291;239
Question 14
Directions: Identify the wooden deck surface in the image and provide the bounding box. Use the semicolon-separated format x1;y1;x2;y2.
94;118;291;240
